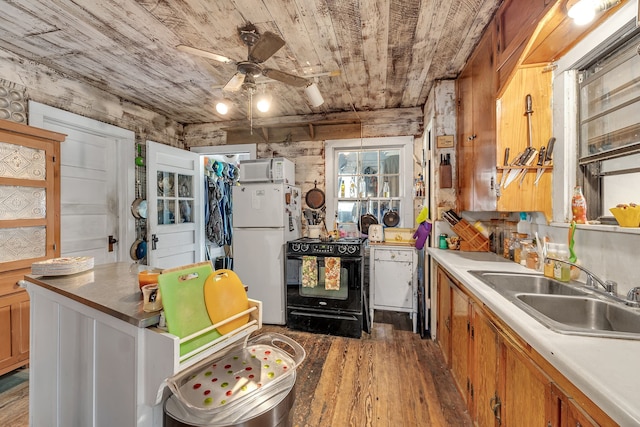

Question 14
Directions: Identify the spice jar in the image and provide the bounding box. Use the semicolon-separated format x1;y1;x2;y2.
503;221;517;259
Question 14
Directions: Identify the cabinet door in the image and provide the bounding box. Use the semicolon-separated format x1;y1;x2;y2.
450;285;470;403
472;305;501;427
373;258;413;310
0;291;30;374
457;26;497;212
566;399;599;427
437;267;452;365
503;344;549;427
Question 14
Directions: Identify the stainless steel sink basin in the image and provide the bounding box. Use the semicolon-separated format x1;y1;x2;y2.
517;294;640;336
470;271;588;296
469;270;640;340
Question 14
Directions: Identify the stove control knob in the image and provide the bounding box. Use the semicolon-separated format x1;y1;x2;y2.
337;245;347;254
347;245;358;254
290;243;301;252
300;244;310;253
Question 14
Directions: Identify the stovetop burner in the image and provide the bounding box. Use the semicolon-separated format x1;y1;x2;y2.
287;237;364;256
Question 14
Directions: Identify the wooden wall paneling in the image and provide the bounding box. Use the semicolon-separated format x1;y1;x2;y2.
450;284;470;404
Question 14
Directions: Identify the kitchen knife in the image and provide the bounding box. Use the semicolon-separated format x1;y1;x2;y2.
517;147;539;187
499;147;511;189
533;146;546;185
503;147;532;188
535;137;555;185
545;137;555;162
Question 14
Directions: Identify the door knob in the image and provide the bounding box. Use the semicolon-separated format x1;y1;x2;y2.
108;235;118;252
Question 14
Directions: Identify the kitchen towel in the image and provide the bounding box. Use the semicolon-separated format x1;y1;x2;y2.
324;257;341;290
302;256;318;288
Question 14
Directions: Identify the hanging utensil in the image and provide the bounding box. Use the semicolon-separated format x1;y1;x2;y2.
135;144;144;167
524;94;534;148
305;180;325;210
503;147;533;188
517;147;538;187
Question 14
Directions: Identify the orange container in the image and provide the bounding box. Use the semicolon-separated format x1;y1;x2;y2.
138;270;160;290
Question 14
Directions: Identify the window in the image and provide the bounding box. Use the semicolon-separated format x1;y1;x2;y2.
325;137;414;230
577;27;640;221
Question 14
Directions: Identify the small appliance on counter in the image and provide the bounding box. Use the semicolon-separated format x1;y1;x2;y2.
368;224;384;243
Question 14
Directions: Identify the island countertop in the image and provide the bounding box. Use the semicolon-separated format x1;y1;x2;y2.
428;248;640;426
24;262;160;328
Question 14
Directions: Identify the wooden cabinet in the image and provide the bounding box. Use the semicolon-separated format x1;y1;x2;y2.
370;245;418;332
0;119;64;376
457;25;497;212
494;0;553;91
450;284;471;404
435;264;614;427
436;267;452;365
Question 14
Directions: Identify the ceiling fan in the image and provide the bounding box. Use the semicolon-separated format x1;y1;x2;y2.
177;23;311;94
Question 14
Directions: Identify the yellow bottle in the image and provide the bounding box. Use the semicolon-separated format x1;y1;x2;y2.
340;180;345;198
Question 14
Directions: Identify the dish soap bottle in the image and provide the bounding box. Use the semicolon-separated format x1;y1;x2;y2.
571;186;588;224
340;179;346;198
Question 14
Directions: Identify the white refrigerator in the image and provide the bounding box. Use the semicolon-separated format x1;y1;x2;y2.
232;182;301;324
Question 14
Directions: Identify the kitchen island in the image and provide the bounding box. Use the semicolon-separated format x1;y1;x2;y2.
23;262;260;427
428;249;640;426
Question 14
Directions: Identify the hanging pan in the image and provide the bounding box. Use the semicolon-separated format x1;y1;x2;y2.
383;209;400;227
131;180;147;219
305;180;325;210
359;199;378;235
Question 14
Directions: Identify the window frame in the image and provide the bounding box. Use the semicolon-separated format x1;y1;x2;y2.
551;2;639;226
325;137;414;231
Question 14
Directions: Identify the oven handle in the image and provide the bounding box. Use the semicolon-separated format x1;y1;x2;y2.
290;310;359;321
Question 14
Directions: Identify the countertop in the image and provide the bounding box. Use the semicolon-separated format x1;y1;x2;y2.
428;249;640;426
25;262;160;328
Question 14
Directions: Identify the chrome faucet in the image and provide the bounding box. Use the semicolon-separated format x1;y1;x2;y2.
626;287;640;308
544;256;618;296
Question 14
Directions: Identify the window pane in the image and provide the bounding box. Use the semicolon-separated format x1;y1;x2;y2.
337;152;358;175
602;173;640;212
579;34;640;159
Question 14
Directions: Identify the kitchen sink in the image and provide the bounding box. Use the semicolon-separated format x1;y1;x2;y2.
470;271;589;296
516;294;640;334
469;270;640;340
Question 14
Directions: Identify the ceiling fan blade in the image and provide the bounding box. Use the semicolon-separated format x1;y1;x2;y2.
249;32;285;63
176;44;234;64
223;73;246;92
262;69;309;87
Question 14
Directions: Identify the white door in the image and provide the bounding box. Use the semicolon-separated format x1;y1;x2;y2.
28;101;135;265
146;141;204;269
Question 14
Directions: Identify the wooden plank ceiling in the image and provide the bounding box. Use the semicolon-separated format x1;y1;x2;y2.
0;0;501;127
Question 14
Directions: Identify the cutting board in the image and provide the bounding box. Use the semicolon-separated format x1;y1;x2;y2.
158;262;221;356
203;269;250;335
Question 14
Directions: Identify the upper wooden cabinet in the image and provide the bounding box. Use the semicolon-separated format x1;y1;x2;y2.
0;118;65;376
457;25;497;213
456;0;626;219
495;0;554;90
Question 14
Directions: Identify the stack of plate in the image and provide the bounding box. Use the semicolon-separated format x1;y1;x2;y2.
31;256;94;276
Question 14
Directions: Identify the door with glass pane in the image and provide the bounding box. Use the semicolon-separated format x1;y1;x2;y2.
336;149;401;226
146;141;203;269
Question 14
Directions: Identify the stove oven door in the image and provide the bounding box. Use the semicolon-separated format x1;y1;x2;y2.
286;254;362;313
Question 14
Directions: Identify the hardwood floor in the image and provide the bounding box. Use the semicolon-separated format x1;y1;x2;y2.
0;312;472;426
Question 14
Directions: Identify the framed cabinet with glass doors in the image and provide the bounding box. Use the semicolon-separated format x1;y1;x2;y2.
0;119;65;376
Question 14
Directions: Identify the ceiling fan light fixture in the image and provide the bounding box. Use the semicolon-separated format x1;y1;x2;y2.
305;82;324;107
256;92;272;113
566;0;620;25
215;99;231;115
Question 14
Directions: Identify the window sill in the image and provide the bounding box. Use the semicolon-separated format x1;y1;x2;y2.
550;222;640;235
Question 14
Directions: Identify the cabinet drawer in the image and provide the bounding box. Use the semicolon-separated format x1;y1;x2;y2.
374;249;413;263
